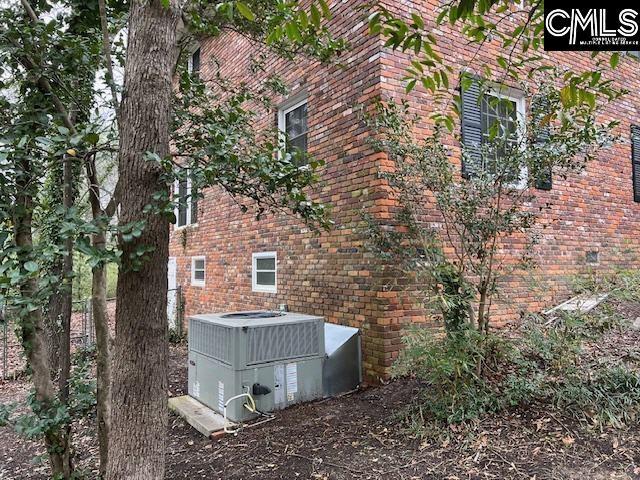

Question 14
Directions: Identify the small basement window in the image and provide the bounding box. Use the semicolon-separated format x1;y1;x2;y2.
191;256;206;287
252;252;277;293
586;251;599;265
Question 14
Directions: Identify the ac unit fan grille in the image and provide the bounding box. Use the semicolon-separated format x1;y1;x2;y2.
247;322;320;365
189;319;232;364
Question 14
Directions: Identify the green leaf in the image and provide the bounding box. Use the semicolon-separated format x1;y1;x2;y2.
24;261;38;272
310;4;321;28
318;0;331;18
236;2;255;21
84;132;100;145
286;22;302;42
411;13;424;29
610;52;620;69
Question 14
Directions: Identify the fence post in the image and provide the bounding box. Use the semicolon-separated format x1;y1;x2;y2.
176;285;183;338
1;310;6;381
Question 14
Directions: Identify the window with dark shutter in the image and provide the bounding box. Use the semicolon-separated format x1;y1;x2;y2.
191;180;198;224
460;75;483;178
632;125;640;203
460;74;526;186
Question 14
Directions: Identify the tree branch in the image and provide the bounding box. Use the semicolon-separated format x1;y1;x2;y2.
98;0;120;125
19;0;121;215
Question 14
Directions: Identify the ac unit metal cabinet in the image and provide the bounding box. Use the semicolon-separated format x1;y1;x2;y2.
188;311;325;422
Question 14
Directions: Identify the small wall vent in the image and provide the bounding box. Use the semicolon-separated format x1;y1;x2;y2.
586;251;599;265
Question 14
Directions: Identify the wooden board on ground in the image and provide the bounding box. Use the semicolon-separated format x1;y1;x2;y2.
544;293;609;316
169;395;229;437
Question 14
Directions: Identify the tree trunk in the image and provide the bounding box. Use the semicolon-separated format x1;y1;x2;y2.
92;260;111;478
57;152;74;479
43;160;64;378
85;155;112;478
14;157;71;478
106;1;179;478
45;281;63;376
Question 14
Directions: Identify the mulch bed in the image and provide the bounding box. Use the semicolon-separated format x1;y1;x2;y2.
2;301;640;480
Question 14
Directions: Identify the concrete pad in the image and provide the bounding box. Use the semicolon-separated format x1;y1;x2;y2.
169;395;229;437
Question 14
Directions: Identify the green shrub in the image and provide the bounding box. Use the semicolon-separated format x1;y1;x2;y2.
572;269;640;302
546;366;640;428
396;308;640;431
393;327;511;424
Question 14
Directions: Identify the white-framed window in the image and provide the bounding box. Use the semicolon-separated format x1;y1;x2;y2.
191;256;206;287
278;95;308;155
252;252;277;293
174;169;198;228
480;87;527;188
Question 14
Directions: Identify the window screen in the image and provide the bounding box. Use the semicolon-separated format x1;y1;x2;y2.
285;102;307;153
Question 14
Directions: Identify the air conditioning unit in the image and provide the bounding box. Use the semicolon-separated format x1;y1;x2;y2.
188;311;360;422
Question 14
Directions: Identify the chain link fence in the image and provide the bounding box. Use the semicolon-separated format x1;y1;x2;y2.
1;287;183;380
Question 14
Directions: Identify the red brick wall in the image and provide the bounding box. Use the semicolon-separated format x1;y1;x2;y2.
169;0;398;381
170;1;640;381
375;0;640;327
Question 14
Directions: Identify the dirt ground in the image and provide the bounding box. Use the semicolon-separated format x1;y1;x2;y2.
1;300;640;480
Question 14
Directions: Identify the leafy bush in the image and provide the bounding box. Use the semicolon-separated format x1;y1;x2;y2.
546;367;640;428
572;269;640;302
393;327;511;424
2;349;96;439
396;306;640;430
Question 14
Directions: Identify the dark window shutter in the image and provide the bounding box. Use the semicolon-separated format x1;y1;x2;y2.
632;125;640;203
534;165;553;191
460;74;483;178
532;95;553;191
190;177;198;224
178;178;188;226
191;48;200;78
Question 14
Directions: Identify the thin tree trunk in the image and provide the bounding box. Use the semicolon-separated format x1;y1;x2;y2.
56;152;74;478
45;278;63;376
14;157;70;477
85;155;112;478
106;1;180;478
92;260;111;477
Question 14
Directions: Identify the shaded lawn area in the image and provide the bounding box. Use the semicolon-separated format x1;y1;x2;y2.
1;300;640;480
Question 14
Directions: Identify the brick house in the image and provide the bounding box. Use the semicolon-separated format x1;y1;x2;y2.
169;0;640;381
